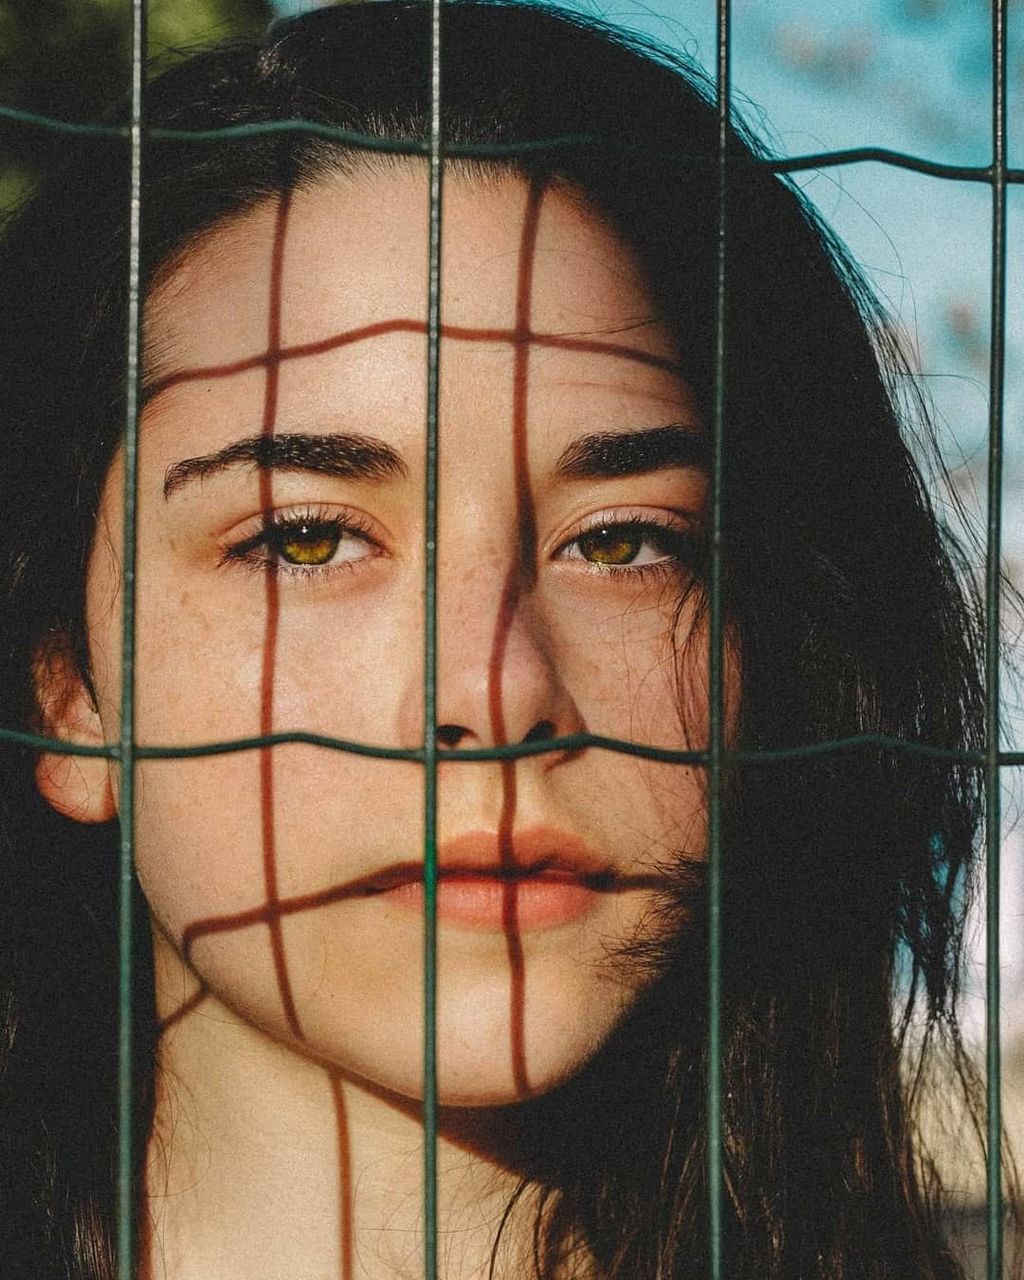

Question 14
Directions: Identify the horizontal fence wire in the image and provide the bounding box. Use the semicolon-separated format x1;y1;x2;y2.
2;103;1024;185
7;724;1024;768
0;5;1014;1280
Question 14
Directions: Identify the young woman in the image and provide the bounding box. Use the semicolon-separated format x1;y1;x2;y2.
0;2;1003;1276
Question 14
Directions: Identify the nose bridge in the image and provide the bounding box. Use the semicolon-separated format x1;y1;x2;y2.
434;525;567;747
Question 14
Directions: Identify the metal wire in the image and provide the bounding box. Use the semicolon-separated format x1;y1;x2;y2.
4;104;1024;185
985;2;1008;1275
115;1;145;1275
706;0;730;1274
7;726;1016;766
422;0;444;1272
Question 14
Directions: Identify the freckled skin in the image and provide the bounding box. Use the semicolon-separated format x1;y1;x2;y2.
77;168;733;1105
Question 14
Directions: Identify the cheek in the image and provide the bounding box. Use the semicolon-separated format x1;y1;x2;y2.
268;604;417;741
128;603;426;945
553;581;695;741
124;573;428;987
581;592;739;756
133;749;425;931
549;588;732;864
135;753;265;931
130;572;418;746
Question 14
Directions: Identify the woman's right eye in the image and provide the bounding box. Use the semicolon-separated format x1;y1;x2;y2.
271;520;346;567
222;512;380;577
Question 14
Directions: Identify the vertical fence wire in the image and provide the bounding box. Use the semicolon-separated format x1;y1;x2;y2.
985;0;1008;1275
706;1;730;1276
422;0;444;1275
116;1;145;1277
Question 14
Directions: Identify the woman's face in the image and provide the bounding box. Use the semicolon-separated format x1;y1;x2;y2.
72;168;719;1105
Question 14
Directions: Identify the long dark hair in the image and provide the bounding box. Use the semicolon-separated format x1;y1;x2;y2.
0;3;1004;1276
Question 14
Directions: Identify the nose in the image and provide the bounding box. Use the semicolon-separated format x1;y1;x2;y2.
430;557;583;753
435;718;557;750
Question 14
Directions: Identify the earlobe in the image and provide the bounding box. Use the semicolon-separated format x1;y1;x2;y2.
33;641;117;825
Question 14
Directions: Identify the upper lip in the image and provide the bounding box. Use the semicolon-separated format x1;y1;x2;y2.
358;826;618;894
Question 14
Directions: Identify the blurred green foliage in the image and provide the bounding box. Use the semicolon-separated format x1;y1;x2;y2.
0;0;275;210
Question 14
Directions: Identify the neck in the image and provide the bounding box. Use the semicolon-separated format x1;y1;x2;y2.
145;991;554;1280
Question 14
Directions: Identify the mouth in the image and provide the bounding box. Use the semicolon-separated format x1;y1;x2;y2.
364;827;623;932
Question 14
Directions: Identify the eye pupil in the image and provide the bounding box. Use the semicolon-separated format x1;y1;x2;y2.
580;528;639;565
279;522;340;566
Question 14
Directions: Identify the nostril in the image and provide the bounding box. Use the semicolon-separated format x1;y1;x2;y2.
522;719;557;744
436;723;468;749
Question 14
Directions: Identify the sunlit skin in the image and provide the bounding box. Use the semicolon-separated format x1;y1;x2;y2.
37;168;734;1279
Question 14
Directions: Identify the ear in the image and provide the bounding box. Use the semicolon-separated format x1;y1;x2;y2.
33;639;117;825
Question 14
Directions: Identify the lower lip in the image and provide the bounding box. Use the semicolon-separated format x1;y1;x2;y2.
384;875;596;932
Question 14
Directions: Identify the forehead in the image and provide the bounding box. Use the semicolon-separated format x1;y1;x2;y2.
143;166;692;460
151;166;672;340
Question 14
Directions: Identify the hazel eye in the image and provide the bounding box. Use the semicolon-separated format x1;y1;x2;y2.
560;518;696;573
576;527;646;566
276;522;342;566
222;509;380;577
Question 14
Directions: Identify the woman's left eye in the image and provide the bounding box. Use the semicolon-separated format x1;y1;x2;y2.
223;513;378;575
558;519;698;572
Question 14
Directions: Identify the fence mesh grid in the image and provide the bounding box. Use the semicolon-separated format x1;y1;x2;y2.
0;0;1019;1275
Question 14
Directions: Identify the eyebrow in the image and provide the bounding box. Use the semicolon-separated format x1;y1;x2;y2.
555;424;710;480
163;432;407;498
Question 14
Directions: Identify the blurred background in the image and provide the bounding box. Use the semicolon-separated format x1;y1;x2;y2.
1;0;1021;1260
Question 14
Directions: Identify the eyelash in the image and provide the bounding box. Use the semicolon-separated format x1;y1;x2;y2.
221;507;380;578
220;508;702;581
556;512;703;580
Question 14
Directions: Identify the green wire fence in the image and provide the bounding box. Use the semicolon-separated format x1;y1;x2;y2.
116;1;145;1272
0;0;1019;1276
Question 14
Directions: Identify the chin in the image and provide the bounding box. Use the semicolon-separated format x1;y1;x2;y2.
352;1036;604;1109
294;961;634;1109
173;908;643;1108
430;976;634;1107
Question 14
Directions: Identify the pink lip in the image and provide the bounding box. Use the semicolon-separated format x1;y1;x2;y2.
374;827;613;932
